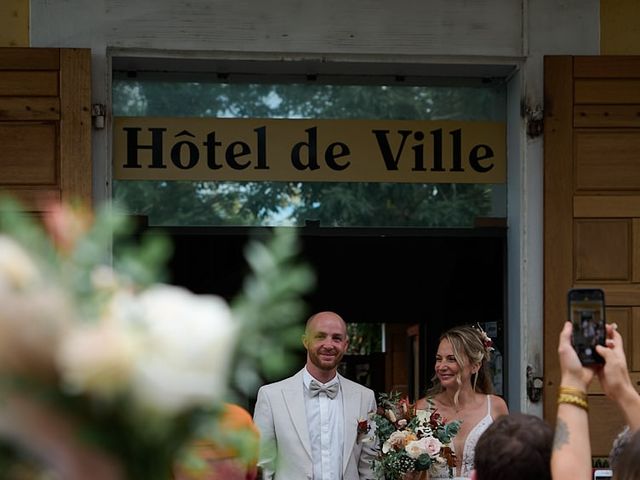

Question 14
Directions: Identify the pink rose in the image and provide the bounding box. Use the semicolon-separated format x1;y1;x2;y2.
424;437;443;457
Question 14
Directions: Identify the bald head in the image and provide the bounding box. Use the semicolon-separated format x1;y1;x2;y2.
305;311;347;336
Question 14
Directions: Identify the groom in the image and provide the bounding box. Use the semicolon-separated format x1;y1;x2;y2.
253;311;377;480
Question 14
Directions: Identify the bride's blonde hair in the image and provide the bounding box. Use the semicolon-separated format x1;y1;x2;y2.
426;324;493;406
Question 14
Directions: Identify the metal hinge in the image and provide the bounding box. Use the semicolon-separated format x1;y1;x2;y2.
526;365;544;402
524;105;543;138
91;103;106;129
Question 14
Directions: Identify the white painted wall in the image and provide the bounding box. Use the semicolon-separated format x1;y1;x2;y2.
30;0;600;414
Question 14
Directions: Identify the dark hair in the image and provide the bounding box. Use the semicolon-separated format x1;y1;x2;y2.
474;414;553;480
609;426;631;472
427;325;493;402
614;428;640;480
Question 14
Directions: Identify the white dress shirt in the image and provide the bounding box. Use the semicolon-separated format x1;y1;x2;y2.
303;367;344;480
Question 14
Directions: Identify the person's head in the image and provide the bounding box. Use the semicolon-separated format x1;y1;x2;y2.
609;425;631;473
302;311;349;378
471;413;553;480
614;428;640;480
429;324;493;397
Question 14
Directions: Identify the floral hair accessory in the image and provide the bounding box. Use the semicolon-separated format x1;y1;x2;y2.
473;323;494;355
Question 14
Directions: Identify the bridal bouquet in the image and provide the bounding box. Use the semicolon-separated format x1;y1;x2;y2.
0;198;313;479
370;392;461;480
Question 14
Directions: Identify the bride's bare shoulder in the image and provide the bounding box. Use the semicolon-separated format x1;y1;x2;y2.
415;396;436;410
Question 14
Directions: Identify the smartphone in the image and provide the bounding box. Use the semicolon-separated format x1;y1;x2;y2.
567;288;606;365
593;469;613;479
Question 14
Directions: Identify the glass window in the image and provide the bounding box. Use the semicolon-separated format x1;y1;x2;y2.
112;76;506;227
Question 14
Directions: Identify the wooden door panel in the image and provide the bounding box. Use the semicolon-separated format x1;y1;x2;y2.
0;48;59;70
574;105;640;128
0;97;60;121
0;123;57;184
574;79;640;104
384;323;410;395
0;48;91;210
633;307;640;371
575;219;630;281
605;308;632;366
0;189;60;209
588;396;626;456
589;373;640;395
545;55;640;461
574;56;640;77
543;55;574;429
575;131;640;190
574;196;640;218
634;220;640;283
0;71;59;96
601;285;640;305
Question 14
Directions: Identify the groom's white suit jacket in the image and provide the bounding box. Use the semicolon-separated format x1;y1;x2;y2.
253;369;377;480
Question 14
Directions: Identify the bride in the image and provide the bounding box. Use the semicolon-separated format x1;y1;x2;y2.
414;324;508;479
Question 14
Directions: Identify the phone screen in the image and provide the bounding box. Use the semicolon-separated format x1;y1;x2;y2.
568;288;606;365
593;469;613;479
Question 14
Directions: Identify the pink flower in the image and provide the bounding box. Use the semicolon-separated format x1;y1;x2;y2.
424;437;443;457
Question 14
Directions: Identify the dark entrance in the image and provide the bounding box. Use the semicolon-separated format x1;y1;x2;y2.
152;226;506;401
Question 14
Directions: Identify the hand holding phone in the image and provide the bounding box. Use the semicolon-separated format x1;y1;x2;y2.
567;288;606;365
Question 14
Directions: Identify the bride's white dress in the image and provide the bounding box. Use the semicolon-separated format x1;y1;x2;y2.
428;395;494;479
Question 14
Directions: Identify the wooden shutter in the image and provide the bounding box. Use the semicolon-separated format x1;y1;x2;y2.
0;47;91;211
544;55;640;457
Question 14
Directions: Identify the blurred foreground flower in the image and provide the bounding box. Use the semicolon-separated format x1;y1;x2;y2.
0;198;314;479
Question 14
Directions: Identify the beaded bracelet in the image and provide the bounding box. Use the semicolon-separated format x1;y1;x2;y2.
558;392;589;411
558;385;587;401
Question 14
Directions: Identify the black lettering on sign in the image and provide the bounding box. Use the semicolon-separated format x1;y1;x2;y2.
123;127;167;169
469;144;494;172
371;129;412;171
325;142;351;171
291;127;320;170
171;130;199;169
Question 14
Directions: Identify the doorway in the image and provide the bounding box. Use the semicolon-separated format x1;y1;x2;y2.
155;226;507;402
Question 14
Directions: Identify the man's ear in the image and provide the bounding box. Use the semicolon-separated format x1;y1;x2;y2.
302;334;309;350
470;469;478;480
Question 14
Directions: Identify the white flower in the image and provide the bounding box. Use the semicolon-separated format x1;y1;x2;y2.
0;236;41;291
382;430;410;453
415;409;429;423
55;290;140;397
129;285;237;414
0;285;72;375
57;320;137;398
405;439;428;459
90;265;120;292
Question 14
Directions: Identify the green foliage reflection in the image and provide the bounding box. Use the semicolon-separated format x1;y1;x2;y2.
112;80;504;227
